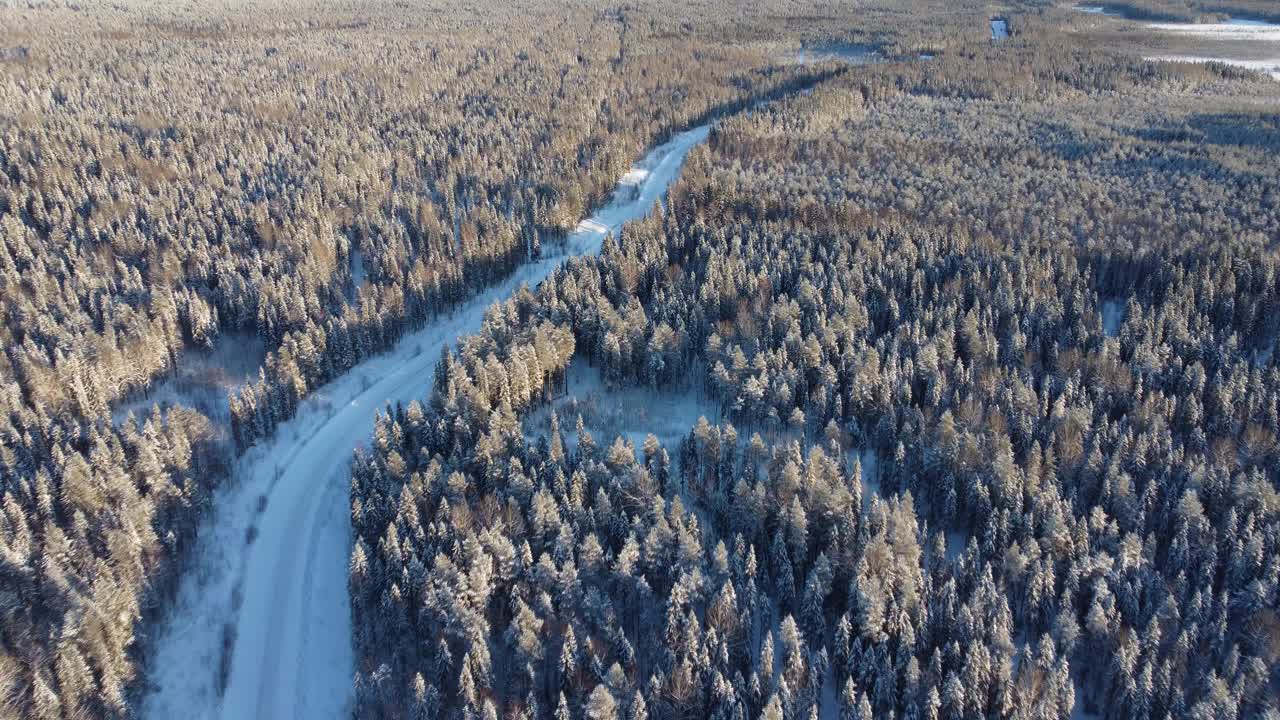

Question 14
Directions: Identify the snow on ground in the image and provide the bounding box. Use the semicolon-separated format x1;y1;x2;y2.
349;249;368;301
524;356;721;455
848;447;881;506
991;18;1010;40
845;446;969;562
113;333;266;428
794;43;880;65
1074;5;1121;16
142;123;712;720
1071;6;1280;79
1141;17;1280;80
1146;18;1280;41
1229;18;1280;27
1145;54;1280;80
1101;299;1125;337
1071;683;1103;719
1254;343;1275;368
944;531;969;562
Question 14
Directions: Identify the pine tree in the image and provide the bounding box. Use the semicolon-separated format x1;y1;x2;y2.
587;684;619;720
629;690;649;720
840;677;859;720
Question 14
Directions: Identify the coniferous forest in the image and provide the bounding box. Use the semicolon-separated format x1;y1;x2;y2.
2;0;1279;719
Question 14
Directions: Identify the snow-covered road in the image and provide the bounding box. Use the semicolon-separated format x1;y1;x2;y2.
142;123;711;720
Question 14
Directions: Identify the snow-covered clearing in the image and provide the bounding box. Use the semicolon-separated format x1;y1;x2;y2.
1101;299;1125;337
1147;18;1280;40
1254;342;1275;368
142;123;711;720
1143;19;1280;79
113;333;266;428
1071;5;1280;78
1145;54;1280;80
794;43;879;65
847;447;881;505
523;355;721;454
349;249;368;301
1071;683;1103;719
1074;5;1121;17
1094;13;1280;80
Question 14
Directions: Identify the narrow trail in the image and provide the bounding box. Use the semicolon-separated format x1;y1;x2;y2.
142;124;711;720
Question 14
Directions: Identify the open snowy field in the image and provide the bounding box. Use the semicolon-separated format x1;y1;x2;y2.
1147;17;1280;41
1072;6;1280;80
1075;5;1122;16
1144;54;1280;79
1143;17;1280;78
141;123;711;720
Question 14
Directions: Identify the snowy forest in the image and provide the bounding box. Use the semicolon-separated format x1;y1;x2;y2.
2;0;1279;719
347;23;1280;720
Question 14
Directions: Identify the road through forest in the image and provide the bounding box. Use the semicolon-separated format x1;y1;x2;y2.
143;124;711;720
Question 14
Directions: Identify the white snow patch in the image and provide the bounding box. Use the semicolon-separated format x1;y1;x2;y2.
1254;343;1275;368
1229;18;1279;27
1071;682;1102;719
525;356;721;455
619;166;651;186
349;249;367;300
820;660;840;720
1075;7;1280;80
1074;5;1121;16
944;530;968;562
113;333;266;428
1138;16;1280;79
847;448;881;507
1145;54;1280;80
1101;299;1125;337
1146;19;1280;41
142;123;713;720
794;43;880;65
575;218;612;236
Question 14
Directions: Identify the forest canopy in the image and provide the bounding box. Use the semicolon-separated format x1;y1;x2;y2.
2;0;1279;719
348;24;1280;720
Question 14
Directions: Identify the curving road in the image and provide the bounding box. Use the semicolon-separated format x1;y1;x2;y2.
143;124;711;720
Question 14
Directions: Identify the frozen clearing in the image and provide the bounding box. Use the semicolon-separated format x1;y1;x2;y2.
524;356;721;454
794;43;879;65
349;249;368;301
1074;5;1121;17
1146;18;1280;41
1072;6;1280;80
1101;299;1125;337
113;333;266;428
1144;54;1280;80
142;123;711;720
1142;17;1280;80
1071;683;1103;719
